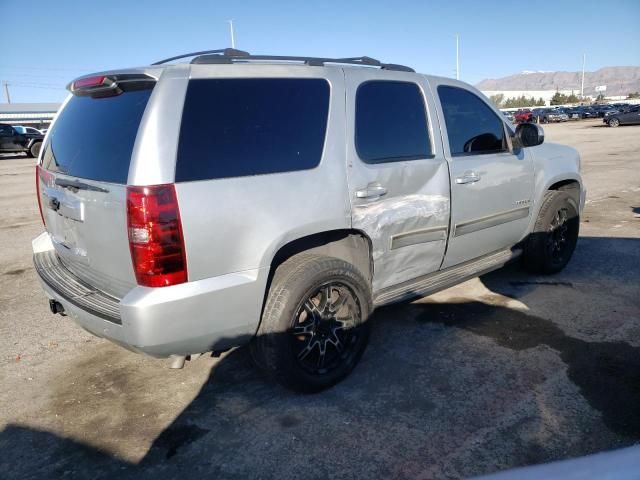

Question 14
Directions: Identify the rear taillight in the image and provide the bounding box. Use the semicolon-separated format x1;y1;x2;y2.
36;165;53;227
126;184;188;288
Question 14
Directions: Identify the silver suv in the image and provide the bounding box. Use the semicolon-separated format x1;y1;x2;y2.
33;49;585;392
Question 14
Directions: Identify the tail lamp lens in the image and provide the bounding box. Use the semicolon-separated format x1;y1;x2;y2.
36;165;54;226
126;184;187;288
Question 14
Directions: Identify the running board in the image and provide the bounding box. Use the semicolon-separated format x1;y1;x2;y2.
373;247;522;306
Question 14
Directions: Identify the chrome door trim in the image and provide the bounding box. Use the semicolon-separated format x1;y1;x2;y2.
390;226;448;250
454;206;530;237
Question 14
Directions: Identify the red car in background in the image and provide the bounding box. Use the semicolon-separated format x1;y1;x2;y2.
514;109;533;123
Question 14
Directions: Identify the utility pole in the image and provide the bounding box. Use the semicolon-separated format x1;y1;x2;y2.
456;34;460;80
228;20;235;48
581;53;586;98
3;82;10;104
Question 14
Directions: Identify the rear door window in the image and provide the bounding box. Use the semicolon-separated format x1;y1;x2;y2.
355;81;432;163
175;78;330;182
42;89;153;184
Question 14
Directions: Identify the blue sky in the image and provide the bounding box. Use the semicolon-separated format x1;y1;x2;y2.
1;0;639;103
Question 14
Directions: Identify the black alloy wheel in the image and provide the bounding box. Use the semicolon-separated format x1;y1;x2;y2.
291;281;362;376
546;207;573;268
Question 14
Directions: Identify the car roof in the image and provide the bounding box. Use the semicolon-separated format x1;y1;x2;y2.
70;49;481;90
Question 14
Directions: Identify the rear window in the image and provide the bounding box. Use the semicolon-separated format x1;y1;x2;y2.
42;89;153;184
175;78;330;182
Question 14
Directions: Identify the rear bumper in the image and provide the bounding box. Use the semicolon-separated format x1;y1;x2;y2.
32;232;267;357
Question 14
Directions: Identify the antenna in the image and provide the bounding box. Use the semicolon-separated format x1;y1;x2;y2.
456;34;460;80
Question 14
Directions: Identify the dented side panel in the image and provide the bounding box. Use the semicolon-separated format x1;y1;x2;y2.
344;69;451;294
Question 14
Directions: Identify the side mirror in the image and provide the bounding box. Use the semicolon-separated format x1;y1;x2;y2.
514;122;544;148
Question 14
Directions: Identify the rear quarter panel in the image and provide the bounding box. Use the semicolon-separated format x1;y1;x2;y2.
172;66;351;281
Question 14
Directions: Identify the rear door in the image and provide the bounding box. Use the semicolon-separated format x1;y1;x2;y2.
37;81;155;298
345;70;450;293
430;80;534;268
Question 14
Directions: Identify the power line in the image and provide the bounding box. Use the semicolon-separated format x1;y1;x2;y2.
0;64;103;72
5;81;65;90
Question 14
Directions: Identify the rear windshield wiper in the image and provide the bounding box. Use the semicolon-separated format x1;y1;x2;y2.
55;178;109;193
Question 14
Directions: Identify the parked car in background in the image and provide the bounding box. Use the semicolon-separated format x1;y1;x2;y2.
563;107;581;120
605;105;640;127
32;49;584;392
13;125;44;135
531;108;546;123
574;106;598;119
514;109;533;123
0;123;44;157
501;110;515;122
603;108;622;119
538;108;569;123
594;104;617;117
611;103;631;113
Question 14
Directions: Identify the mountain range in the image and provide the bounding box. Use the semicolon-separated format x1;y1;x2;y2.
476;66;640;97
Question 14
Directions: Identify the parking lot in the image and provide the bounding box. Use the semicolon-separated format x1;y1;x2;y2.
1;119;639;479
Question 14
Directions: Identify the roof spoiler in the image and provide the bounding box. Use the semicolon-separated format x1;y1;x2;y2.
67;73;156;98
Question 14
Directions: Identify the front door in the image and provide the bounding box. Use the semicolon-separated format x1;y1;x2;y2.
430;80;534;268
344;69;450;294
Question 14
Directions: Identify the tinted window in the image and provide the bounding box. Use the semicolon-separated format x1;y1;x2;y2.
42;89;152;183
0;125;12;136
355;81;431;163
175;78;330;182
438;86;506;156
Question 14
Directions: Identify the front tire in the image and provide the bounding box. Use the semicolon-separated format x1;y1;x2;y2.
251;254;372;393
608;118;620;127
524;191;579;274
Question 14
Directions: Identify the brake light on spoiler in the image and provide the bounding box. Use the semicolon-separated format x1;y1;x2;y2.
126;185;188;288
68;73;156;98
70;75;122;97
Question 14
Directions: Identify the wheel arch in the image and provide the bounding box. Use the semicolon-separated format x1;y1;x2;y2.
27;138;42;149
269;229;373;285
547;178;581;207
256;229;374;334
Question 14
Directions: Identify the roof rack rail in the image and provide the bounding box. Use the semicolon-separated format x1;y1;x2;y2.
192;52;414;72
152;48;414;72
152;48;250;65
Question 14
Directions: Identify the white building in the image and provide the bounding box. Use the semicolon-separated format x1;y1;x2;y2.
0;103;61;129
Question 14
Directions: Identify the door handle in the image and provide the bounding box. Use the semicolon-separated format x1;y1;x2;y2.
355;183;388;199
455;171;481;184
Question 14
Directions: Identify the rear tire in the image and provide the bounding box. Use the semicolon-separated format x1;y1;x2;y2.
524;191;579;274
28;142;42;158
251;254;372;393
